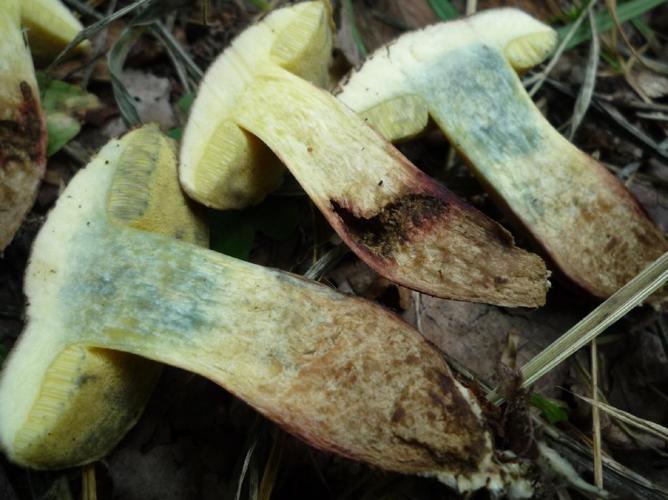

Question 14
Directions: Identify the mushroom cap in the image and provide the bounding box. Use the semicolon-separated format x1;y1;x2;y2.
0;0;47;250
337;8;556;141
21;0;89;61
179;0;334;210
0;125;207;468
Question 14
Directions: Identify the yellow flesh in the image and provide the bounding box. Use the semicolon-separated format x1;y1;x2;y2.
180;0;333;209
0;130;532;496
0;125;207;468
338;9;667;303
21;0;89;61
233;65;548;307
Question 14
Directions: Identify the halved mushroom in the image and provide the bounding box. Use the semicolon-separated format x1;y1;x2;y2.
336;8;668;306
21;0;88;61
0;0;47;251
0;125;207;468
180;0;334;210
181;1;548;308
1;127;534;498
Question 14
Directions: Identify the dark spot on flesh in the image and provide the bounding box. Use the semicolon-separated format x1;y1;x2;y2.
405;354;419;365
0;81;44;168
485;223;514;249
391;406;405;423
604;236;618;252
494;276;508;285
307;146;313;153
378;180;383;186
76;374;99;387
330;194;447;258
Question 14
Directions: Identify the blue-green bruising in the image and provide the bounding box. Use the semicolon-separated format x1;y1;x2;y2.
59;222;216;350
421;44;544;165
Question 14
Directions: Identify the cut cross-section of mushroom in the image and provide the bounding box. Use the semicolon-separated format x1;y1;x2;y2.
180;0;334;210
337;8;668;306
0;128;535;498
0;0;47;251
0;124;207;468
181;2;549;307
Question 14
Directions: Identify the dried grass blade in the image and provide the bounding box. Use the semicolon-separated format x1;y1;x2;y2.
488;252;668;403
342;0;367;59
575;394;668;443
47;0;152;71
108;26;145;126
82;463;97;500
591;340;603;490
569;3;600;139
522;251;668;388
528;1;592;97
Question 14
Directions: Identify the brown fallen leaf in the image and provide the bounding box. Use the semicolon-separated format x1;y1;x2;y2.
405;294;583;396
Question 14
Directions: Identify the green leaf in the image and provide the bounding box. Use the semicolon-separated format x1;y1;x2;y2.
247;0;271;11
36;74;101;156
427;0;459;20
209;211;256;260
208;198;301;260
556;0;665;51
166;127;183;140
531;394;569;424
177;92;195;114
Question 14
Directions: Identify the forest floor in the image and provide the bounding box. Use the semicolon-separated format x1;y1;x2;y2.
2;0;668;498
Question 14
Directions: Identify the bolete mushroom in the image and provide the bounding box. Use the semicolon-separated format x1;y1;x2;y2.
21;0;88;61
180;1;548;308
0;125;207;468
1;127;535;498
0;0;47;251
336;8;668;306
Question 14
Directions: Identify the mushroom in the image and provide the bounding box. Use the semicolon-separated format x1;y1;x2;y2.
336;8;668;306
180;1;548;308
0;126;535;498
21;0;88;61
0;125;207;468
0;0;47;251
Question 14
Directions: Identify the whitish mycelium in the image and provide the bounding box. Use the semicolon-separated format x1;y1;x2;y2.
337;8;668;307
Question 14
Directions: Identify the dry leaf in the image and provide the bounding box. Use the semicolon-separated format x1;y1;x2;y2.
406;295;582;396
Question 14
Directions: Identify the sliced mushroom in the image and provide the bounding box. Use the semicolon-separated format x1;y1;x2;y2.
0;126;535;498
181;1;548;307
336;8;668;306
0;0;47;251
0;125;207;468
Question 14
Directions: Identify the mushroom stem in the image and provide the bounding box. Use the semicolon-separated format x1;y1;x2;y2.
10;179;524;494
419;46;667;301
232;65;548;307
